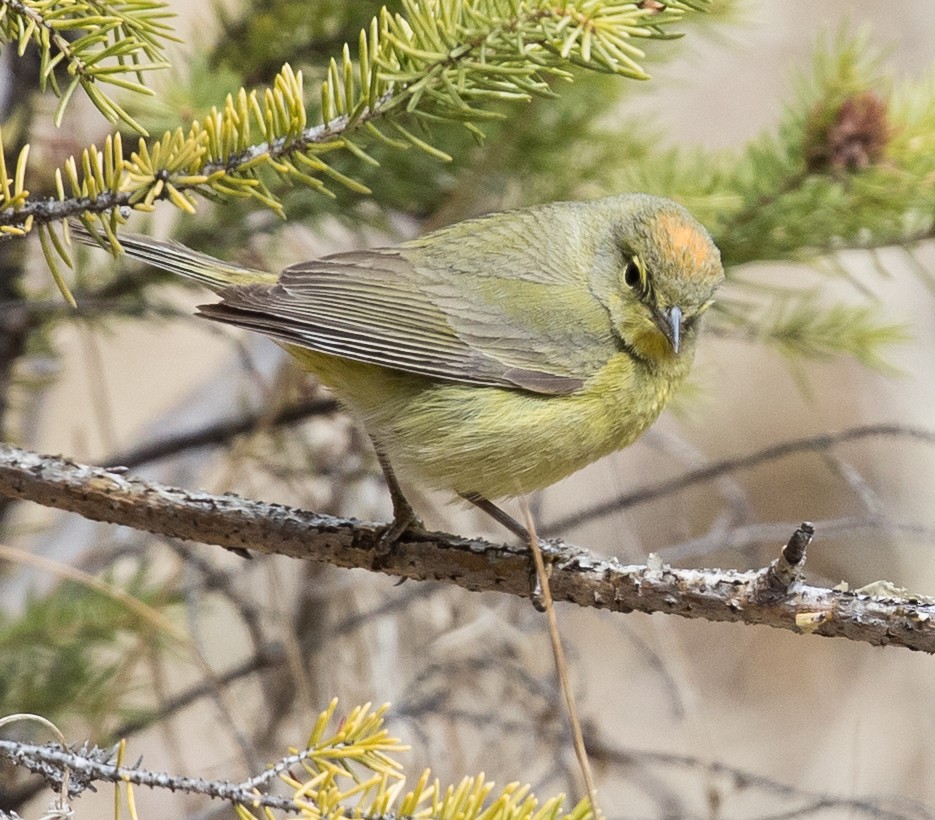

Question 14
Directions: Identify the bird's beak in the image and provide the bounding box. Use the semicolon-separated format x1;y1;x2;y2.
658;305;683;354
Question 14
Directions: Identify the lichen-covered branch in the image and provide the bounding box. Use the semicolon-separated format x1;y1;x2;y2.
1;442;933;652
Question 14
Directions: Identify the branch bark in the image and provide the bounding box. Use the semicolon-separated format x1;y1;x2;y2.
1;442;934;652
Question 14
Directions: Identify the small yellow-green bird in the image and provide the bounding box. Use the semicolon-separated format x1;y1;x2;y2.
75;194;723;541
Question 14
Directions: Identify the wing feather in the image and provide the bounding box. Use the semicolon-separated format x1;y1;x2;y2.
198;241;617;395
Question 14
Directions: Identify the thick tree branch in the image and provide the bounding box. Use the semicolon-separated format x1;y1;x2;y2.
1;443;935;652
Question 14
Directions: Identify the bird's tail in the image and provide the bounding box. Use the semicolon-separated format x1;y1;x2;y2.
70;222;275;290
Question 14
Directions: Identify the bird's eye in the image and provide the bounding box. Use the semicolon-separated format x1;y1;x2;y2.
624;258;642;290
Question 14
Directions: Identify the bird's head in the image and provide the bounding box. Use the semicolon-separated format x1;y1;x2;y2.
591;194;724;364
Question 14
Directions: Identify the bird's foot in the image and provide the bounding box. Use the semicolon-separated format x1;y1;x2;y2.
376;509;423;554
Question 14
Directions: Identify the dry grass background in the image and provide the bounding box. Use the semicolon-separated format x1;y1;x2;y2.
7;2;935;817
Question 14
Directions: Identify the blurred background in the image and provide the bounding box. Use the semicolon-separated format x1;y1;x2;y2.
3;1;935;817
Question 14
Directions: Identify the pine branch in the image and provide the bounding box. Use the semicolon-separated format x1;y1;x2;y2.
633;32;935;264
0;0;175;131
609;30;935;367
0;702;593;818
0;1;708;300
710;293;908;371
1;442;934;652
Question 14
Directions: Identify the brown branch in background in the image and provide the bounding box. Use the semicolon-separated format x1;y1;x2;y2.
106;396;340;469
2;443;935;652
111;644;284;740
584;733;929;820
661;515;935;563
546;424;935;535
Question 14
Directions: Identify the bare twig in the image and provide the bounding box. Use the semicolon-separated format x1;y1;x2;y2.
585;734;933;820
546;424;935;535
661;516;935;563
0;739;301;812
523;508;598;813
105;396;339;469
109;645;284;740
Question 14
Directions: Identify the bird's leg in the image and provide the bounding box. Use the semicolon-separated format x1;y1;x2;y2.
372;443;422;549
459;492;530;542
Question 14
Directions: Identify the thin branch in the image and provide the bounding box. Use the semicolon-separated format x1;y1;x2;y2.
2;443;935;652
0;0;173;131
2;1;702;237
110;644;284;740
546;423;935;534
104;396;339;469
661;515;935;564
585;735;933;820
0;739;302;812
0;104;375;232
2;643;288;809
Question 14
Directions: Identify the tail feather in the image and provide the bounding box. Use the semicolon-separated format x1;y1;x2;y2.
70;223;275;290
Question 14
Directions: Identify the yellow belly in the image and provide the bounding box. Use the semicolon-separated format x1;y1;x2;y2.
287;345;691;500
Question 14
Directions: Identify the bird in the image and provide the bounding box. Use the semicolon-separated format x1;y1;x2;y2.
73;194;724;543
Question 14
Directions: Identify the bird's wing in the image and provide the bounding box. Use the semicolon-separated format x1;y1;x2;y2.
197;247;618;396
